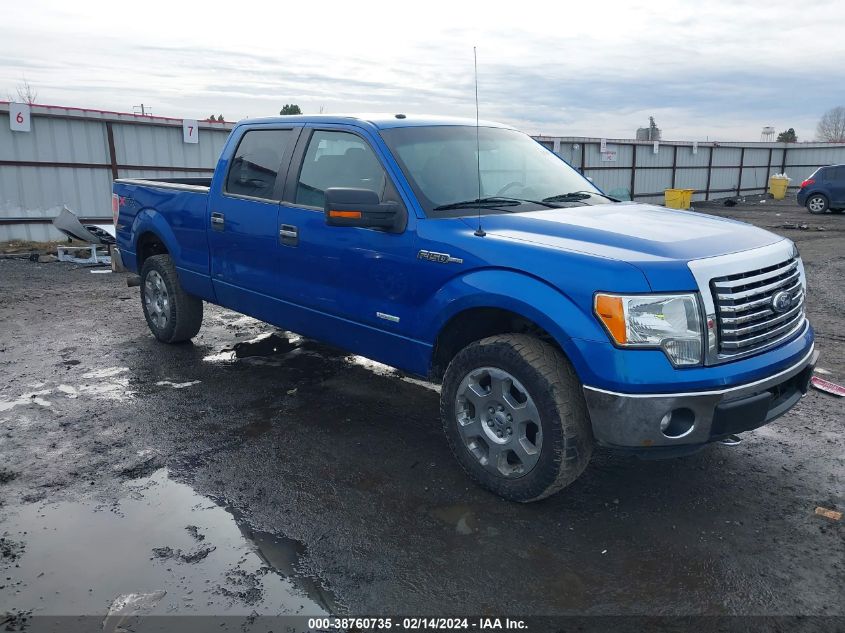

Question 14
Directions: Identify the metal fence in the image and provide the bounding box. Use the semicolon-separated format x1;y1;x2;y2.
4;103;845;242
534;136;845;204
0;102;233;242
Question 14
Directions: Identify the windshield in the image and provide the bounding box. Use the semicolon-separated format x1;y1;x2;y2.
380;125;602;217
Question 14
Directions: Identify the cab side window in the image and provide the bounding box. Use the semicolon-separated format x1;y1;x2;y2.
296;131;388;208
225;129;292;200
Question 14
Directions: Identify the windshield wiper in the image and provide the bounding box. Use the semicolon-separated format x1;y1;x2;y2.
542;190;619;203
434;196;561;211
433;197;523;211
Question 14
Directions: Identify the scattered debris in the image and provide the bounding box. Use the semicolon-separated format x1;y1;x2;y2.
155;380;202;389
103;590;166;632
0;611;32;631
723;198;737;207
179;546;216;563
151;544;216;564
0;469;17;484
814;507;842;521
811;376;845;397
217;568;265;605
185;525;205;542
0;537;25;562
57;244;111;265
52;205;115;245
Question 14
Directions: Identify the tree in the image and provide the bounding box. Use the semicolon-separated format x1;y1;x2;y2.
776;128;797;143
280;104;302;115
207;114;218;122
816;106;845;142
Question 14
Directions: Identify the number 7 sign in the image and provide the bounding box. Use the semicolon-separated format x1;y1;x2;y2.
182;119;199;144
10;103;31;132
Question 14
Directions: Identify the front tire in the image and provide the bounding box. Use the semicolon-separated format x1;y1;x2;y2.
440;334;593;502
806;194;829;214
140;254;203;343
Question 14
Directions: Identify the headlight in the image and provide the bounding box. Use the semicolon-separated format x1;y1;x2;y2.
594;293;703;366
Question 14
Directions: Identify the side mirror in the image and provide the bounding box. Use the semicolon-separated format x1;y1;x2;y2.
324;188;406;232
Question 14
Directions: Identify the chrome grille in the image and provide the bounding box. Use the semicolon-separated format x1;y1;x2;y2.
710;256;805;357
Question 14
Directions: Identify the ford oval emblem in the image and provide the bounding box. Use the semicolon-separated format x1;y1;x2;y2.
771;290;794;313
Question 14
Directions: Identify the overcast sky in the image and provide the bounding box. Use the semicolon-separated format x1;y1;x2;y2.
2;0;843;141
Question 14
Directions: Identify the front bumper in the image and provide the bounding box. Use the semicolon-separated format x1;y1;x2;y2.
583;346;818;452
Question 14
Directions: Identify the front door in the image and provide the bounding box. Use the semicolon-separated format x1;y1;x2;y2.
275;126;424;367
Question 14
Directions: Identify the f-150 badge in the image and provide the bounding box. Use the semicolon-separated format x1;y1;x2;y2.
417;250;463;264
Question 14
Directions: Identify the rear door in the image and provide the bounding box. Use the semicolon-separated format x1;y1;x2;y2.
825;166;845;205
208;125;300;305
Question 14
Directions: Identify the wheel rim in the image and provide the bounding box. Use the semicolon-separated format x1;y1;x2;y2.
808;197;825;212
144;270;170;330
455;367;542;479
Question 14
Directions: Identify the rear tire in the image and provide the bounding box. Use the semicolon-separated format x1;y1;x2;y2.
806;194;829;214
440;334;593;502
140;254;203;343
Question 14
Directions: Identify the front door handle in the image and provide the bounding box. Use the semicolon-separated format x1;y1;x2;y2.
279;224;298;246
210;212;225;231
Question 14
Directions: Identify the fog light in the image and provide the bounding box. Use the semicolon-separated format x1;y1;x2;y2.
660;408;696;438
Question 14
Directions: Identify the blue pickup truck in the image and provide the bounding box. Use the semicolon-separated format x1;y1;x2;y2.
113;114;818;502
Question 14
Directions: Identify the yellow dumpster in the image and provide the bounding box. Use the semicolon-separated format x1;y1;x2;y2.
768;174;790;200
664;188;695;209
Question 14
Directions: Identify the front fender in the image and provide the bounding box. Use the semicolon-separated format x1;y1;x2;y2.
419;269;611;381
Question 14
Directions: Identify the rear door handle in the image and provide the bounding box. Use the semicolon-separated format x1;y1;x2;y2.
279;224;298;246
210;212;225;231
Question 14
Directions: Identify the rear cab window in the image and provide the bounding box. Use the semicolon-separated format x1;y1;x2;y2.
225;129;294;200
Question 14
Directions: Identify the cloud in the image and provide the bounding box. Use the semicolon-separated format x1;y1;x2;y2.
0;0;842;141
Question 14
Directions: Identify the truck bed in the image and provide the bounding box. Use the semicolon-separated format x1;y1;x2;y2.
113;178;212;292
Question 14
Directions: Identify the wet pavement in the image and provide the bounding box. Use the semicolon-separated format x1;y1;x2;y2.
0;199;843;627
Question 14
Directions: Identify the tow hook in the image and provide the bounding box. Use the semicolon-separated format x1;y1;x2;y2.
127;274;142;288
719;434;743;446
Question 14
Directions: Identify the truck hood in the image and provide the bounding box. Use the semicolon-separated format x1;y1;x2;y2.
468;202;782;263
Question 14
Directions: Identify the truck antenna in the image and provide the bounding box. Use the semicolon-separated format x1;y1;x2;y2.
473;46;486;237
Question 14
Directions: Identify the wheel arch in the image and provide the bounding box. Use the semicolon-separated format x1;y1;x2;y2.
136;230;170;270
132;209;181;270
425;270;603;383
431;307;561;381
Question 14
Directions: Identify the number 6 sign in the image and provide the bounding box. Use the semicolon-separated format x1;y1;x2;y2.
182;119;199;144
10;103;31;132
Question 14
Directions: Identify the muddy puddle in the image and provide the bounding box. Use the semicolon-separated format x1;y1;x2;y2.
0;469;336;618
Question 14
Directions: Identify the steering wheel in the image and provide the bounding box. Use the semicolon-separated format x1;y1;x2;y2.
495;181;524;197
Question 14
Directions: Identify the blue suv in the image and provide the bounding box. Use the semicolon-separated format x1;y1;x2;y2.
797;164;845;214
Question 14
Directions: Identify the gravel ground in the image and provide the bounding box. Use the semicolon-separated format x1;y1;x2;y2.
0;196;842;630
